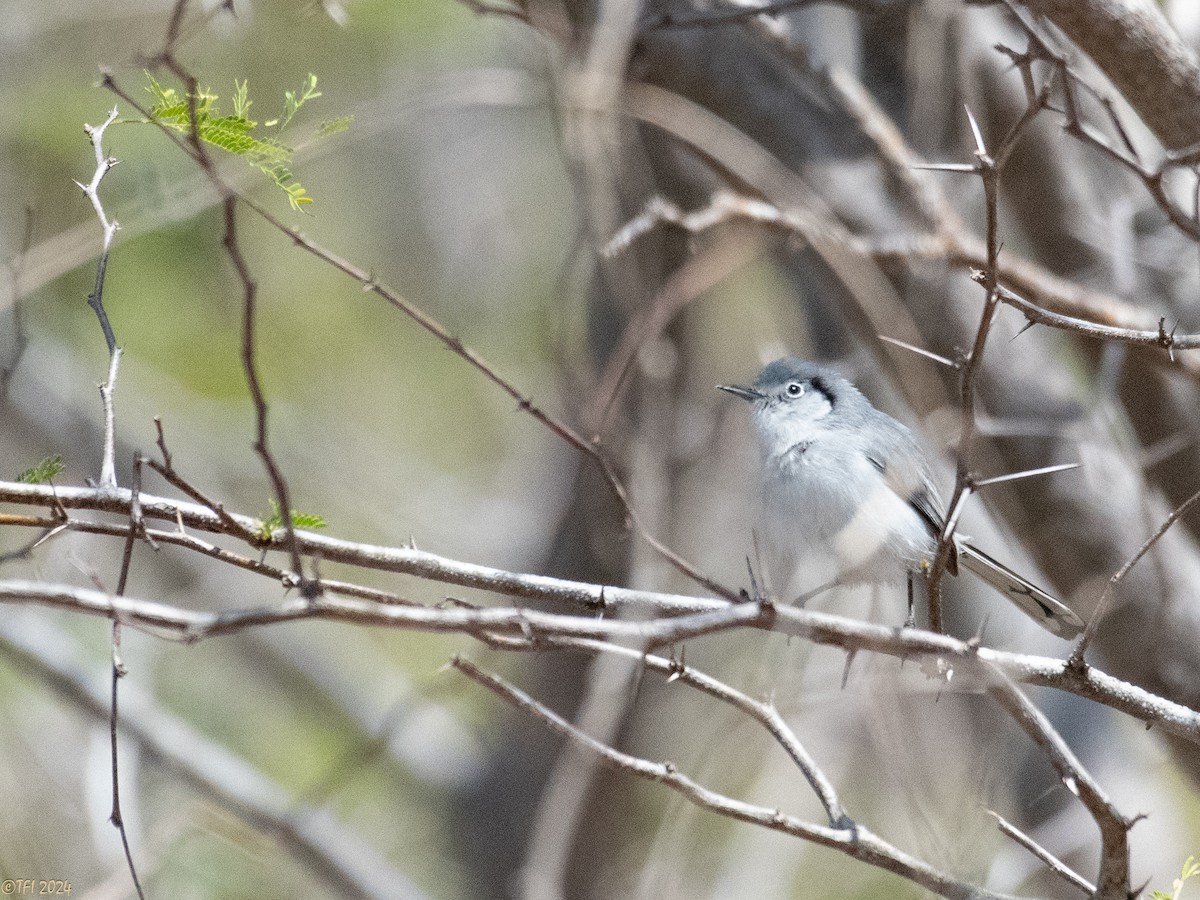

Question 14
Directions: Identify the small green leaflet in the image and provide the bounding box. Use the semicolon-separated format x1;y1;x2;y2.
16;455;64;484
258;499;327;541
144;72;348;211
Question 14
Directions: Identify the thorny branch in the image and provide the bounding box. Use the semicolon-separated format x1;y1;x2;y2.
107;452;146;900
76;107;121;356
1071;484;1200;667
981;276;1200;358
99;70;739;605
985;664;1131;898
222;198;310;591
453;656;1022;900
476;629;858;834
18;4;1196;896
988;810;1094;896
923;106;1017;634
1000;0;1200;243
2;480;1200;748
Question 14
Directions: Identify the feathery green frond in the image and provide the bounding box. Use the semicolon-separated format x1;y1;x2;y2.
141;71;347;211
258;499;327;541
16;455;64;485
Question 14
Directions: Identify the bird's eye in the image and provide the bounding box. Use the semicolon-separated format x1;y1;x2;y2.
785;381;805;397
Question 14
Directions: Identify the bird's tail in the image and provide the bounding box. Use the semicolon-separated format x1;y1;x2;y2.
954;539;1086;639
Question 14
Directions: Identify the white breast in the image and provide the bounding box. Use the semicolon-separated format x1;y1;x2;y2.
759;437;934;594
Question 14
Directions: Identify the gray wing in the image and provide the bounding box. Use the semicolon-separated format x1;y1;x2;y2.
864;416;944;538
863;411;1085;638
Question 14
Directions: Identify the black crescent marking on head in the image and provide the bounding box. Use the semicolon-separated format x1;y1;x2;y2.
808;375;836;408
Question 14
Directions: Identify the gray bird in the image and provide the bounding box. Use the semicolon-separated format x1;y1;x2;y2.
719;357;1085;638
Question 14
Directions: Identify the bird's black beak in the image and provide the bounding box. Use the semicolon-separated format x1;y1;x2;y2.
717;384;764;402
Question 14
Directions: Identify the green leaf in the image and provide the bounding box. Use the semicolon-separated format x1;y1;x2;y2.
138;71;347;211
257;499;327;541
291;512;327;530
1155;855;1200;900
316;115;354;137
16;455;64;484
232;78;251;119
280;73;321;131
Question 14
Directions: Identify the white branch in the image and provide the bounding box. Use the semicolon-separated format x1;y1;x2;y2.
76;107;121;255
98;346;122;488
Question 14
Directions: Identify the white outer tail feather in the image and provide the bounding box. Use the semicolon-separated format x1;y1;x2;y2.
954;538;1086;639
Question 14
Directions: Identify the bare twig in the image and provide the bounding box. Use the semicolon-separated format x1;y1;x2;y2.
109;452;146;900
221;198;311;593
100;73;738;605
980;275;1200;356
480;632;852;829
1071;484;1200;666
987;809;1094;896
1000;1;1200;243
0;575;765;646
149;418;256;542
76;107;121;355
971;461;1081;489
452;656;1020;900
985;664;1131;898
876;335;959;369
924;107;1006;632
0;479;720;615
98;347;123;489
827;61;1200;378
603;192;816;256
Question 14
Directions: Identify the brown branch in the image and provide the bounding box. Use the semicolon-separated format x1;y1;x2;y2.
478;631;852;828
1001;1;1200;243
1013;0;1200;153
452;656;1021;900
99;72;737;605
77;107;121;356
1071;484;1200;666
149;417;256;542
986;664;1131;898
987;810;1094;896
221;198;310;592
925;106;1015;632
0;576;765;646
110;452;146;900
1;544;1199;745
981;276;1200;356
828;59;1200;377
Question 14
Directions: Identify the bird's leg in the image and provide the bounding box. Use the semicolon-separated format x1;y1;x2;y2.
793;578;840;607
905;572;916;629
